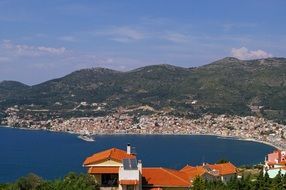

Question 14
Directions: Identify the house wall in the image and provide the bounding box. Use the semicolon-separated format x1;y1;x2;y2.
142;187;188;190
201;173;219;181
273;164;286;168
87;159;123;189
267;169;286;178
221;174;236;183
268;152;280;163
201;173;235;183
281;151;286;161
120;185;140;190
88;160;122;167
119;167;141;190
119;168;140;181
100;187;119;190
163;187;189;190
93;174;102;185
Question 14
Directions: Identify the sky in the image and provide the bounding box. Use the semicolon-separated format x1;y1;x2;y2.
0;0;285;85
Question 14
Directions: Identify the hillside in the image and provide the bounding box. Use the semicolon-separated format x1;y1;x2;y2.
0;81;29;98
0;57;285;123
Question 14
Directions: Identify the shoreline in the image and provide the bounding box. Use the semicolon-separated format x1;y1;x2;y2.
0;125;280;150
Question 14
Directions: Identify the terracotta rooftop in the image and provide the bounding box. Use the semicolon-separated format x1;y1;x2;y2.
180;162;237;179
88;166;119;174
83;148;135;166
209;162;237;175
120;180;139;185
142;167;191;187
180;165;206;180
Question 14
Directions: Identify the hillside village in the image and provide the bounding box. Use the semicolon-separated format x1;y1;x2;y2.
1;58;286;126
2;106;286;149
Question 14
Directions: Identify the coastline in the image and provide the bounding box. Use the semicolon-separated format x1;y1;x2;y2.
0;125;280;150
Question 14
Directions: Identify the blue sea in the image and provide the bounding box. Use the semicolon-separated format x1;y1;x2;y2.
0;126;274;183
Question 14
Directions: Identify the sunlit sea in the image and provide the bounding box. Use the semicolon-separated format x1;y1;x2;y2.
0;126;274;182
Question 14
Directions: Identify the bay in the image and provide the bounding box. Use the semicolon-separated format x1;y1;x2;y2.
0;126;274;182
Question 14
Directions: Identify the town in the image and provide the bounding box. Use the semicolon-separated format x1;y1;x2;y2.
2;105;286;149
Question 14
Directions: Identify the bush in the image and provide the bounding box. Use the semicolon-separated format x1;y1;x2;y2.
1;173;99;190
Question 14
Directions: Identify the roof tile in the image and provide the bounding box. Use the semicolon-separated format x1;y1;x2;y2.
142;167;191;187
83;148;135;165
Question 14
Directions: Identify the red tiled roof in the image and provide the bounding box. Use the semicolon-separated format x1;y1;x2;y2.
180;165;206;180
208;163;237;175
180;162;237;179
88;166;119;174
120;180;139;185
83;148;135;166
142;167;191;187
180;164;195;172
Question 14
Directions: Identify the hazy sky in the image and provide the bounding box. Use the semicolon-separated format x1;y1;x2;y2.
0;0;285;85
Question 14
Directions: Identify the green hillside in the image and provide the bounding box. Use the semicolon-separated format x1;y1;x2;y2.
0;57;285;123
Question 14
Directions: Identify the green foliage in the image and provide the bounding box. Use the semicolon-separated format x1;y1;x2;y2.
9;173;44;190
192;170;286;190
192;177;206;190
52;172;98;190
1;173;99;190
216;159;229;164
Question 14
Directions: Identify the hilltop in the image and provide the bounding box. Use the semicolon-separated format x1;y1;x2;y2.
0;57;286;123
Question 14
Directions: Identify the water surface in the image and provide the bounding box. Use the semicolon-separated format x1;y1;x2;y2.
0;126;274;182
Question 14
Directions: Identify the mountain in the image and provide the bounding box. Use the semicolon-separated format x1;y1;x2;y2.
0;81;30;99
0;57;286;123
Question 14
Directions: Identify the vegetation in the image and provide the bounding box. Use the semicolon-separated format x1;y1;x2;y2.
192;171;286;190
0;57;286;123
0;173;99;190
1;170;286;190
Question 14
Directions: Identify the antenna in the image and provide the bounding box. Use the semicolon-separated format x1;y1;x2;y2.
202;155;205;165
132;146;137;155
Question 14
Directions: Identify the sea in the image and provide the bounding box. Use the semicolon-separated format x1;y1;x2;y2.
0;126;274;183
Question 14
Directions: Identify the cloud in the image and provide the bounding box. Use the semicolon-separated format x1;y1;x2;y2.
222;22;257;32
231;47;272;59
58;36;77;42
0;56;11;63
93;25;195;44
94;26;146;43
162;33;191;43
2;40;66;56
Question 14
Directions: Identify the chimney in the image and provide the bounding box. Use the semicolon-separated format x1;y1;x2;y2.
138;160;142;172
127;143;131;154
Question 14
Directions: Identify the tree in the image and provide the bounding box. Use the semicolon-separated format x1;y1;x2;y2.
253;170;265;189
272;170;283;190
263;172;271;189
226;176;240;190
192;177;207;190
238;174;252;190
52;172;99;190
216;159;229;164
13;173;44;190
0;172;99;190
0;184;9;190
282;173;286;189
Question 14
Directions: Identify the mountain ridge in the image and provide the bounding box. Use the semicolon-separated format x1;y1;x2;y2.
2;56;286;87
0;57;285;123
